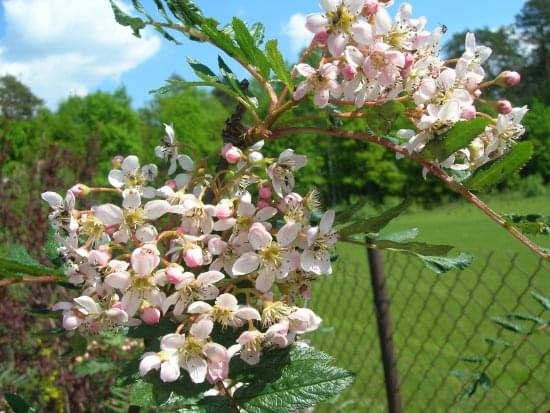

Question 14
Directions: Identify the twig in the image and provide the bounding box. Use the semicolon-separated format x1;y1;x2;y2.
0;275;59;288
269;126;549;260
217;381;240;412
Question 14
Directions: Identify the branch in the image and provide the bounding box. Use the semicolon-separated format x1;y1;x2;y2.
269;126;549;261
0;275;60;288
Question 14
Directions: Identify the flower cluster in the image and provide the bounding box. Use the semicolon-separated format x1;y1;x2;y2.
296;0;526;172
44;124;334;384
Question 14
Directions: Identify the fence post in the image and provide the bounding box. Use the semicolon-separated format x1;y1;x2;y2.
366;238;402;413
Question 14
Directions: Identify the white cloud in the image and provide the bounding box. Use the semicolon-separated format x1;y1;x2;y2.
283;13;313;54
0;0;161;107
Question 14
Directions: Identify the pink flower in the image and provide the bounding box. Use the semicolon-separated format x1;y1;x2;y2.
165;265;186;284
363;42;405;87
215;200;233;220
259;185;272;200
131;244;160;277
292;63;342;108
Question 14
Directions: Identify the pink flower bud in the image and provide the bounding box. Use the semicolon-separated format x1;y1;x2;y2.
215;201;233;219
221;143;242;164
496;100;513;115
364;0;379;15
314;30;329;43
87;249;111;267
461;105;476;120
165;265;186;284
259;185;272;200
111;302;124;310
70;184;90;197
257;200;270;209
141;307;161;325
342;64;357;81
111;155;124;168
497;71;521;87
208;237;227;255
184;246;204;268
165;179;177;190
403;53;414;70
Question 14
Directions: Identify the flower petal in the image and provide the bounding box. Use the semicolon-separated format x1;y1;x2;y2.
94;204;123;226
143;200;171;220
232;252;261;276
108;169;125;188
41;192;63;208
190;318;213;340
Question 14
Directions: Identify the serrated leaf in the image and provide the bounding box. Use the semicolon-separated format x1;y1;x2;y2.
29;307;59;319
366;101;405;135
187;57;219;82
266;39;292;90
0;254;63;278
504;214;550;236
334;198;369;225
65;333;87;357
234;347;354;413
75;358;117;377
531;291;550;311
422;118;489;161
110;0;146;37
152;0;173;23
377;228;419;242
202;21;242;58
415;252;472;274
339;199;411;238
4;394;36;413
250;22;265;46
490;316;528;334
165;0;204;27
232;17;270;78
465;142;534;192
44;226;62;267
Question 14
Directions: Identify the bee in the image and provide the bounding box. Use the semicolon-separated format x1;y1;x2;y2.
440;24;448;34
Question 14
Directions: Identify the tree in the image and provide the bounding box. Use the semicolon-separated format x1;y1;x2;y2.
515;0;550;103
0;75;43;120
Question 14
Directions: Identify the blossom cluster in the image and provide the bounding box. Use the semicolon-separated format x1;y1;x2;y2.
43;124;335;384
295;0;527;172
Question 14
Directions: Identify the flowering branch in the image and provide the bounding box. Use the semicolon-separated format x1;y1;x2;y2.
269;126;549;261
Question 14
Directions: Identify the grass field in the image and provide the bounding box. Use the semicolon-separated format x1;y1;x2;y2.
308;195;549;412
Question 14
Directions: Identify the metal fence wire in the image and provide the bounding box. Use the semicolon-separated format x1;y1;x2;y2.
308;247;549;413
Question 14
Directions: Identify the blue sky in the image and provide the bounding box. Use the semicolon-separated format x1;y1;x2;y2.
0;0;526;109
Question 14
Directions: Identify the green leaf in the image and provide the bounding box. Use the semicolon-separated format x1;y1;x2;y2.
266;40;293;90
198;396;232;412
334;198;369;225
339;199;411;238
504;213;550;236
460;355;488;363
377;228;419;243
478;372;492;391
187;57;219;82
531;291;550;311
372;240;454;256
44;226;62;267
109;0;146;37
234;347;354;413
75;358;117;377
202;21;242;58
152;0;174;23
506;312;547;325
0;253;63;278
465;142;534;192
415;252;473;274
461;381;478;399
490;316;528;334
130;380;155;407
421;118;490;161
217;56;251;103
250;22;265;46
366;101;405;136
165;0;204;27
232;17;270;77
4;394;35;413
29;307;60;319
484;336;512;348
65;333;87;357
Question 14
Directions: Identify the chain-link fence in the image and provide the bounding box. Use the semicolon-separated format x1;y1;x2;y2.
308;246;549;412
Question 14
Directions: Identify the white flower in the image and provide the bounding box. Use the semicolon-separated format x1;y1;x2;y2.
301;210;337;275
188;293;261;328
292;63;342;108
170;194;215;235
163;270;225;316
306;0;373;56
108;155;157;198
53;296;129;332
41;190;78;233
455;33;492;88
267;149;308;197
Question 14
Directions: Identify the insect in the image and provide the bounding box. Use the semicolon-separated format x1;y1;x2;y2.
440;24;448;34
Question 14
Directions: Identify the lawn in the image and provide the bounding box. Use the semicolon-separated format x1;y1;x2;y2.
309;194;549;412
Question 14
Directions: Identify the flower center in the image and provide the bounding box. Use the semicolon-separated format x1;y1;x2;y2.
124;208;145;229
259;242;283;268
327;5;356;32
80;215;105;239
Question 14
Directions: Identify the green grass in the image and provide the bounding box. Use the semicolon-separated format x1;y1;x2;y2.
309;195;549;412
